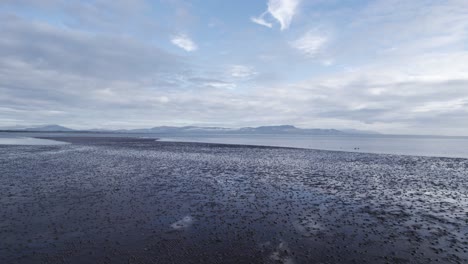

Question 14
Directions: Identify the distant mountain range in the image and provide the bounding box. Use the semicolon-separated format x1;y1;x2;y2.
0;124;74;132
0;124;379;135
115;125;348;135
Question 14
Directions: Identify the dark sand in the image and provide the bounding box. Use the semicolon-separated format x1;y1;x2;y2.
0;137;467;264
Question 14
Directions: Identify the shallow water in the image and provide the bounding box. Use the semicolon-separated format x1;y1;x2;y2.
1;137;467;264
3;132;468;158
0;134;68;145
160;134;468;159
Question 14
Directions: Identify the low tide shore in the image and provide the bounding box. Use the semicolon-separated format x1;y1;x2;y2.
1;137;467;264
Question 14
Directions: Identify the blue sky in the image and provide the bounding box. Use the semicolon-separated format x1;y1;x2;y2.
1;0;468;135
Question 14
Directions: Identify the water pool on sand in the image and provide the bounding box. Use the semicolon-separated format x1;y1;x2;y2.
0;135;68;145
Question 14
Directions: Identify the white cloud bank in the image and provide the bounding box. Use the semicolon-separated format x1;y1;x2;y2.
3;0;468;135
251;0;301;31
171;34;197;52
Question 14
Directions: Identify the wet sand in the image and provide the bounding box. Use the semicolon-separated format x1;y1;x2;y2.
0;137;467;264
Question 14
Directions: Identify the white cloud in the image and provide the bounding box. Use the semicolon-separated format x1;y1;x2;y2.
250;12;273;28
228;65;258;79
349;0;468;56
252;0;301;31
321;59;334;66
170;216;194;230
170;33;197;52
290;31;327;57
206;82;236;89
412;99;467;113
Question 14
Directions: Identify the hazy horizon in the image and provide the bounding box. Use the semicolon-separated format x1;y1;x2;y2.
1;0;468;136
5;123;468;138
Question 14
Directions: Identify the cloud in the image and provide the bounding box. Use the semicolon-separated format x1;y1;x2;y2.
250;13;273;28
0;16;182;81
275;51;468;134
171;34;197;52
346;0;468;57
205;82;236;89
170;216;194;230
188;77;236;89
252;0;301;31
0;15;193;128
2;0;468;135
228;65;258;79
290;31;327;58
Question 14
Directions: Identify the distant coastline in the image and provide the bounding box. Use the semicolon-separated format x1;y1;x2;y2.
0;124;378;135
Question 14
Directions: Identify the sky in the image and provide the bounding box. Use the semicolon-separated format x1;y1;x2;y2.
1;0;468;135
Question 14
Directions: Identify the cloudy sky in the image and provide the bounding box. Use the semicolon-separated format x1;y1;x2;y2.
1;0;468;135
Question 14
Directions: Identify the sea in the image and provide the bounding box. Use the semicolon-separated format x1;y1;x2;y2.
1;132;468;159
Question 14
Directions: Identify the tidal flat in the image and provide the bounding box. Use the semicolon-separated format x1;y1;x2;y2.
0;137;467;264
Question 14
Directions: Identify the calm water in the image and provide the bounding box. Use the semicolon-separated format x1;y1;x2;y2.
1;132;468;158
0;133;68;145
160;134;468;159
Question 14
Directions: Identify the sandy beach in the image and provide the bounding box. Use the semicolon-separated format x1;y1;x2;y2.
1;137;467;264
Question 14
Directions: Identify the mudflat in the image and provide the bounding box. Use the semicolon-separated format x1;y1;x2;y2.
1;137;467;264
